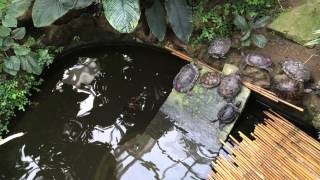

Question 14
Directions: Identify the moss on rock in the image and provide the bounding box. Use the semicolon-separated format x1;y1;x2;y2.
268;0;320;45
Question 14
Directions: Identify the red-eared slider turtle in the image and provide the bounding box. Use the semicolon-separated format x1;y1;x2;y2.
211;101;241;129
272;74;302;98
281;60;311;82
173;63;200;93
218;72;242;101
199;72;221;89
208;38;231;58
242;53;273;72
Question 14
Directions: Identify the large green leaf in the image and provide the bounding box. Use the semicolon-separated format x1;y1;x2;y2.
2;14;17;28
103;0;141;33
233;15;249;31
32;0;94;27
145;0;167;41
4;56;20;71
251;33;267;48
0;26;11;37
165;0;192;43
14;45;31;56
20;53;43;75
11;27;26;40
6;0;33;18
253;16;270;29
3;56;20;76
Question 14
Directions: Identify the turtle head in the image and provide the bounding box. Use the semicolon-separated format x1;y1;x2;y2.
234;101;242;108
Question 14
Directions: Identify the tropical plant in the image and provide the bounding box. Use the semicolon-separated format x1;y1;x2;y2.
13;0;192;43
233;15;270;48
305;29;320;46
0;0;56;137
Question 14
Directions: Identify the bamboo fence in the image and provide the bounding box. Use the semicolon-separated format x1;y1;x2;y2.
209;111;320;180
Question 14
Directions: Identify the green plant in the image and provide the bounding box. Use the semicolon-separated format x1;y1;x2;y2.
0;0;57;138
233;15;270;48
23;0;192;43
305;29;320;46
191;2;232;46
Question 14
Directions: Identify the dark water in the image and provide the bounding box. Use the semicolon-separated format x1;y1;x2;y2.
0;44;218;180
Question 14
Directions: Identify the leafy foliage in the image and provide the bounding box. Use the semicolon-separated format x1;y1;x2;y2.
233;15;270;48
165;0;192;43
145;0;166;41
0;1;57;138
191;0;275;46
32;0;95;27
103;0;141;33
305;29;320;46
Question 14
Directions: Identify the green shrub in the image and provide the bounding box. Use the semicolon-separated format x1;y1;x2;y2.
0;0;57;138
191;0;276;46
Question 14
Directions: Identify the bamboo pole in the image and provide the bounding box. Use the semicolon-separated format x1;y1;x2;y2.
210;110;320;180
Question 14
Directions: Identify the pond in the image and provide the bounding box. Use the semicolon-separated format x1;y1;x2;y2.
1;43;318;180
0;43;220;180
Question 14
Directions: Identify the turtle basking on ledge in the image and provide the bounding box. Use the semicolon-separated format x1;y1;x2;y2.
173;63;201;93
218;72;242;101
208;38;231;59
211;101;241;129
199;72;221;89
280;60;311;82
242;53;273;72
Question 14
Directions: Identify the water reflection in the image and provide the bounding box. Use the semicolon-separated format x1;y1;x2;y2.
0;47;214;180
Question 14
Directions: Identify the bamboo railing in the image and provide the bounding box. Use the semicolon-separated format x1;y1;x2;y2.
209;111;320;180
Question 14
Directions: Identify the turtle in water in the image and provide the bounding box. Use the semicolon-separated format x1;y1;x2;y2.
218;72;242;101
199;72;221;89
173;63;200;93
208;38;231;59
280;60;311;82
272;74;303;98
242;53;273;72
211;101;241;129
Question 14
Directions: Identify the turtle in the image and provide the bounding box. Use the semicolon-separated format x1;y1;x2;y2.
280;60;311;82
173;63;200;93
218;72;242;101
199;72;221;89
211;101;241;129
208;38;231;58
242;53;273;72
240;66;271;89
272;74;302;98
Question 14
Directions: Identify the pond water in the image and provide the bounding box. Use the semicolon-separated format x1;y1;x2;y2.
0;44;219;180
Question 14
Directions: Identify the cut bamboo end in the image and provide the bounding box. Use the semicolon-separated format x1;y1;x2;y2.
211;111;320;180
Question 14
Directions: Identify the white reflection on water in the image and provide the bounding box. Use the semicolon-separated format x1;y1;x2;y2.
18;145;41;180
89;118;127;147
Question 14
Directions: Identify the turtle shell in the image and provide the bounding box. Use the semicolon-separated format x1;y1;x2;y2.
281;60;311;82
208;38;231;58
245;53;272;70
200;72;221;88
173;63;200;93
217;103;239;125
218;73;242;100
272;74;302;98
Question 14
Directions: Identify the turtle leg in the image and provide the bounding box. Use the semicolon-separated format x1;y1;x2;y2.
239;63;247;73
210;119;219;123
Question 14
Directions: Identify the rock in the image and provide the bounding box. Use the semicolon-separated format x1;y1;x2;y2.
268;0;320;45
303;94;320;130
